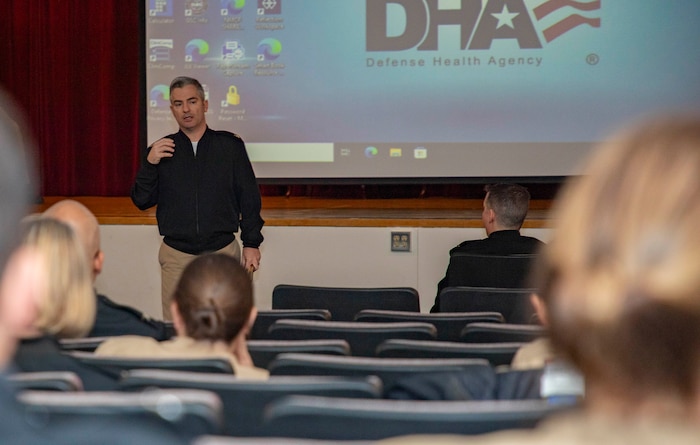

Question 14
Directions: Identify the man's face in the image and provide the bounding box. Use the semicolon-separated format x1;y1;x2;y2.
170;84;208;133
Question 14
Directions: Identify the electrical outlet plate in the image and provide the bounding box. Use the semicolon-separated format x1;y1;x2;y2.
391;231;411;252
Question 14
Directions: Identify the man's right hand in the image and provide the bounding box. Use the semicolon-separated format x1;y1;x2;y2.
147;137;175;165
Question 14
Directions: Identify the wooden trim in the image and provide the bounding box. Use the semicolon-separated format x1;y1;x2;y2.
33;196;553;228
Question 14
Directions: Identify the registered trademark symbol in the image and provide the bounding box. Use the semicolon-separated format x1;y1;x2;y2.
586;53;599;65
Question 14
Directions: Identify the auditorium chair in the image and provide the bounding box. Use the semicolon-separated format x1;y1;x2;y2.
250;309;332;339
271;284;420;321
384;365;546;402
66;351;234;377
268;352;491;389
354;309;504;341
375;339;523;367
193;436;361;445
59;337;111;352
247;339;351;369
17;388;224;440
7;371;84;392
120;369;382;437
437;286;537;323
262;395;566;440
459;322;547;343
266;319;436;356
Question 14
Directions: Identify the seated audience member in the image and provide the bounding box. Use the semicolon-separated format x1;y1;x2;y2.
43;199;171;340
384;117;700;444
11;217;118;390
0;93;185;444
431;183;545;312
96;253;268;379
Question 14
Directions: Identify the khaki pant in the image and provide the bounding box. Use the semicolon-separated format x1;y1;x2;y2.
158;240;241;320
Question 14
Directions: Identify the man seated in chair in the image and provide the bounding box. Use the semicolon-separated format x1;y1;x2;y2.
43;199;171;340
431;183;545;313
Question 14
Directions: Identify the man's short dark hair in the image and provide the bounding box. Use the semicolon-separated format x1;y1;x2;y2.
169;76;205;101
484;183;531;229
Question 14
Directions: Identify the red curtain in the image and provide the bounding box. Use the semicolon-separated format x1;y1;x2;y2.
0;0;141;196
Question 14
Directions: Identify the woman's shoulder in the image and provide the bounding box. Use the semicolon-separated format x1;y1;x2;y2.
94;335;160;356
233;363;269;380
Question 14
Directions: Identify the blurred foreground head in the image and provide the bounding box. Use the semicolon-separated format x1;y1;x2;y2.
0;90;37;270
538;116;700;415
0;89;38;368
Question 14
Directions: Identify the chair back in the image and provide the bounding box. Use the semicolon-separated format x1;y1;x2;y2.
67;351;234;377
460;323;547;343
446;253;537;288
376;339;523;367
59;337;111;352
266;319;436;356
268;353;491;389
263;395;565;440
18;388;223;440
251;309;331;339
438;286;536;323
272;284;420;321
247;339;351;369
7;371;83;391
120;369;382;437
193;436;367;445
354;309;504;341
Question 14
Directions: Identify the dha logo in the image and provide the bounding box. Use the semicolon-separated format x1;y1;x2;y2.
366;0;601;51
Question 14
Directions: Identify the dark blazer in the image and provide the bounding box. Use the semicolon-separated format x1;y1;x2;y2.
432;230;545;312
89;293;171;340
13;336;118;391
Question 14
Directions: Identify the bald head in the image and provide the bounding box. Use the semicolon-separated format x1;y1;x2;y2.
43;200;102;280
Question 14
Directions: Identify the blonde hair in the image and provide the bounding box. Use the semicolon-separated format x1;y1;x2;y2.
538;116;700;402
20;217;95;338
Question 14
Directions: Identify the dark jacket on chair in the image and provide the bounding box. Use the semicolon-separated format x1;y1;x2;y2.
432;230;544;312
89;293;171;340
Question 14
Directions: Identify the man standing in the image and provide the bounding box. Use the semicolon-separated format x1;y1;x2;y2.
431;183;544;312
132;76;264;319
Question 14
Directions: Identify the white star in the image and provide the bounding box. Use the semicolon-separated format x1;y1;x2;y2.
491;5;520;29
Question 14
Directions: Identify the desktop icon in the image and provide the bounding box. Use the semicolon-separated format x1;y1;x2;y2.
365;146;379;158
257;38;282;61
149;84;170;108
185;0;208;15
221;0;245;15
414;147;427;159
257;0;281;14
389;148;402;157
226;85;240;105
149;0;173;16
185;38;209;62
149;39;173;62
222;41;245;60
